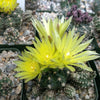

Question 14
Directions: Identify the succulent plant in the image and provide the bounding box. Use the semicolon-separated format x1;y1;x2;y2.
66;5;93;38
7;6;23;30
0;0;18;14
90;0;100;16
12;11;22;21
75;24;92;34
40;90;55;100
0;16;4;29
67;5;92;24
4;27;20;43
64;84;76;98
93;16;100;32
23;10;33;22
38;68;70;90
31;86;40;98
16;18;99;85
4;16;16;28
0;74;12;96
74;23;94;40
15;17;99;84
70;71;96;88
0;19;4;34
0;13;6;33
54;92;69;100
13;6;23;15
0;6;23;33
14;17;100;100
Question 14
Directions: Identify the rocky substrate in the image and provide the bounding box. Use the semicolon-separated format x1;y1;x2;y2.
0;51;97;100
0;29;35;45
0;50;22;100
25;80;96;100
25;0;38;10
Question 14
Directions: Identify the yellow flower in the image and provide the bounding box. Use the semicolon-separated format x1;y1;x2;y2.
15;37;60;82
26;37;60;70
31;17;72;40
14;52;40;82
0;0;18;13
52;27;99;71
15;17;100;82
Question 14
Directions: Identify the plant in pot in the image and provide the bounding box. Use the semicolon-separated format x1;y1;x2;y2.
0;0;35;45
14;17;100;100
0;1;24;46
0;0;23;32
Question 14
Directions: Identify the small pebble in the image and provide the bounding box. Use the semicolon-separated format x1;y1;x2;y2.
6;64;16;72
16;83;22;94
85;95;90;99
27;81;33;86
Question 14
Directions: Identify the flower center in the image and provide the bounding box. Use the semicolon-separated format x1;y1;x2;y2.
46;55;49;58
66;52;70;56
30;65;35;72
31;66;34;69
